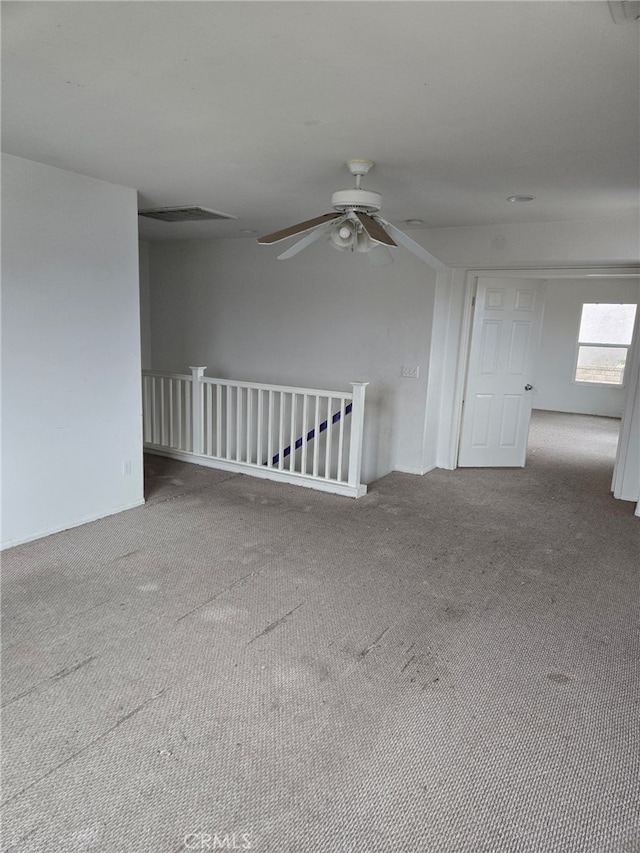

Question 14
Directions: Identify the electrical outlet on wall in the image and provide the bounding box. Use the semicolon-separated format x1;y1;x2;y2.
401;364;419;379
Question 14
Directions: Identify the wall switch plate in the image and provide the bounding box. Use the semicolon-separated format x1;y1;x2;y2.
122;460;132;476
401;364;419;379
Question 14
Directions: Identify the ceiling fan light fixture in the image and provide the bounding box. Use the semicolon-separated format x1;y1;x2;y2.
330;221;356;251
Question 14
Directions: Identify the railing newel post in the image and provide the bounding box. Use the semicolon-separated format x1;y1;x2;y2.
348;382;368;489
189;366;207;455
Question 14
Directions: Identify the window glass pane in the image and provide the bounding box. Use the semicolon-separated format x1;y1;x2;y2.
575;345;627;385
578;303;637;345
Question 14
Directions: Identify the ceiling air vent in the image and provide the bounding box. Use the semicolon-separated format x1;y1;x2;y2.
608;1;640;23
138;206;236;222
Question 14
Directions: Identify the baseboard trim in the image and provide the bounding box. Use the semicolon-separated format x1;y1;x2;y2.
393;464;438;476
1;498;146;551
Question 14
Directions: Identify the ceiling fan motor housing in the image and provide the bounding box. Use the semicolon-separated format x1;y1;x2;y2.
331;188;382;213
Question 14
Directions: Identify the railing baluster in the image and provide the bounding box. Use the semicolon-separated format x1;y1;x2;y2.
325;395;333;480
226;385;232;460
205;383;212;455
278;391;285;470
289;393;297;472
142;375;149;443
257;389;263;467
312;395;320;478
301;394;309;475
177;380;183;449
216;384;222;457
160;378;167;446
151;377;158;445
167;379;174;447
267;390;274;468
185;381;192;452
337;396;346;482
246;387;253;464
236;386;242;462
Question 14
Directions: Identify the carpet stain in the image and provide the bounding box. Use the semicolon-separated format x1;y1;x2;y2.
247;603;304;644
359;626;390;658
441;605;466;623
547;672;571;684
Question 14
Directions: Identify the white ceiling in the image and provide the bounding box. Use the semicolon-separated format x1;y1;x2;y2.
2;1;639;241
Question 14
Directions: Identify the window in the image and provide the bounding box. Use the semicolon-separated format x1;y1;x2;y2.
575;303;637;386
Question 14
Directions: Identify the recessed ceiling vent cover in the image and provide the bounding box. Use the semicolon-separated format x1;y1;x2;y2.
138;206;236;222
608;1;640;23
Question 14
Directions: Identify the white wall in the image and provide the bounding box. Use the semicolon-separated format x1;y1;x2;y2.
534;278;639;417
148;237;438;483
1;154;144;548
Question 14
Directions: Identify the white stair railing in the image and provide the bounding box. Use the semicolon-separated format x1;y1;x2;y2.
142;368;368;498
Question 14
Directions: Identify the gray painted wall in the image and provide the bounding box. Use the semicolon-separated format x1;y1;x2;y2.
1;154;144;548
534;278;639;417
148;237;438;483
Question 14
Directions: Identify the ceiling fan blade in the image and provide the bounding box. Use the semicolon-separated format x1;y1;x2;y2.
277;214;348;259
375;218;447;270
258;212;342;245
355;212;396;247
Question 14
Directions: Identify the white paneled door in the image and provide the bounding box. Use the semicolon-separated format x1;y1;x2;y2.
458;277;545;467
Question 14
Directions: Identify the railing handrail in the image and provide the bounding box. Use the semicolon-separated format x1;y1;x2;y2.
142;370;192;381
142;368;354;400
199;376;353;399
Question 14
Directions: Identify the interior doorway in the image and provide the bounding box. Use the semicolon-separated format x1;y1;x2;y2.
454;268;640;505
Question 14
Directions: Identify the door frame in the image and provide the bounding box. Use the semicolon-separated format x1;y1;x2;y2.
451;267;640;500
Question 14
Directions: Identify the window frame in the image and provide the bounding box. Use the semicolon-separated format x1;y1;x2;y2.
573;303;637;388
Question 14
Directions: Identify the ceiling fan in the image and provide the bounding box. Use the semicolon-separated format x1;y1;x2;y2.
257;159;446;270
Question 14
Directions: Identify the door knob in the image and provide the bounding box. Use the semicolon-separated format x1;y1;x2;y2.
524;384;533;391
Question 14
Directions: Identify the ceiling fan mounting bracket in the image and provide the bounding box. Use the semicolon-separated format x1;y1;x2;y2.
346;158;374;177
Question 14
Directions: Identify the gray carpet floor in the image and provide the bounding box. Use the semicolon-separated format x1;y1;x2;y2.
2;411;639;852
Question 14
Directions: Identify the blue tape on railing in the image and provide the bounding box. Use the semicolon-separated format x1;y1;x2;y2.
266;403;353;466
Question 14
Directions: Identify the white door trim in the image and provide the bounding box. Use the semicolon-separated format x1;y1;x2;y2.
612;292;640;507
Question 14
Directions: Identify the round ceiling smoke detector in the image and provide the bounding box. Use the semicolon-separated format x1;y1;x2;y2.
507;195;535;203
